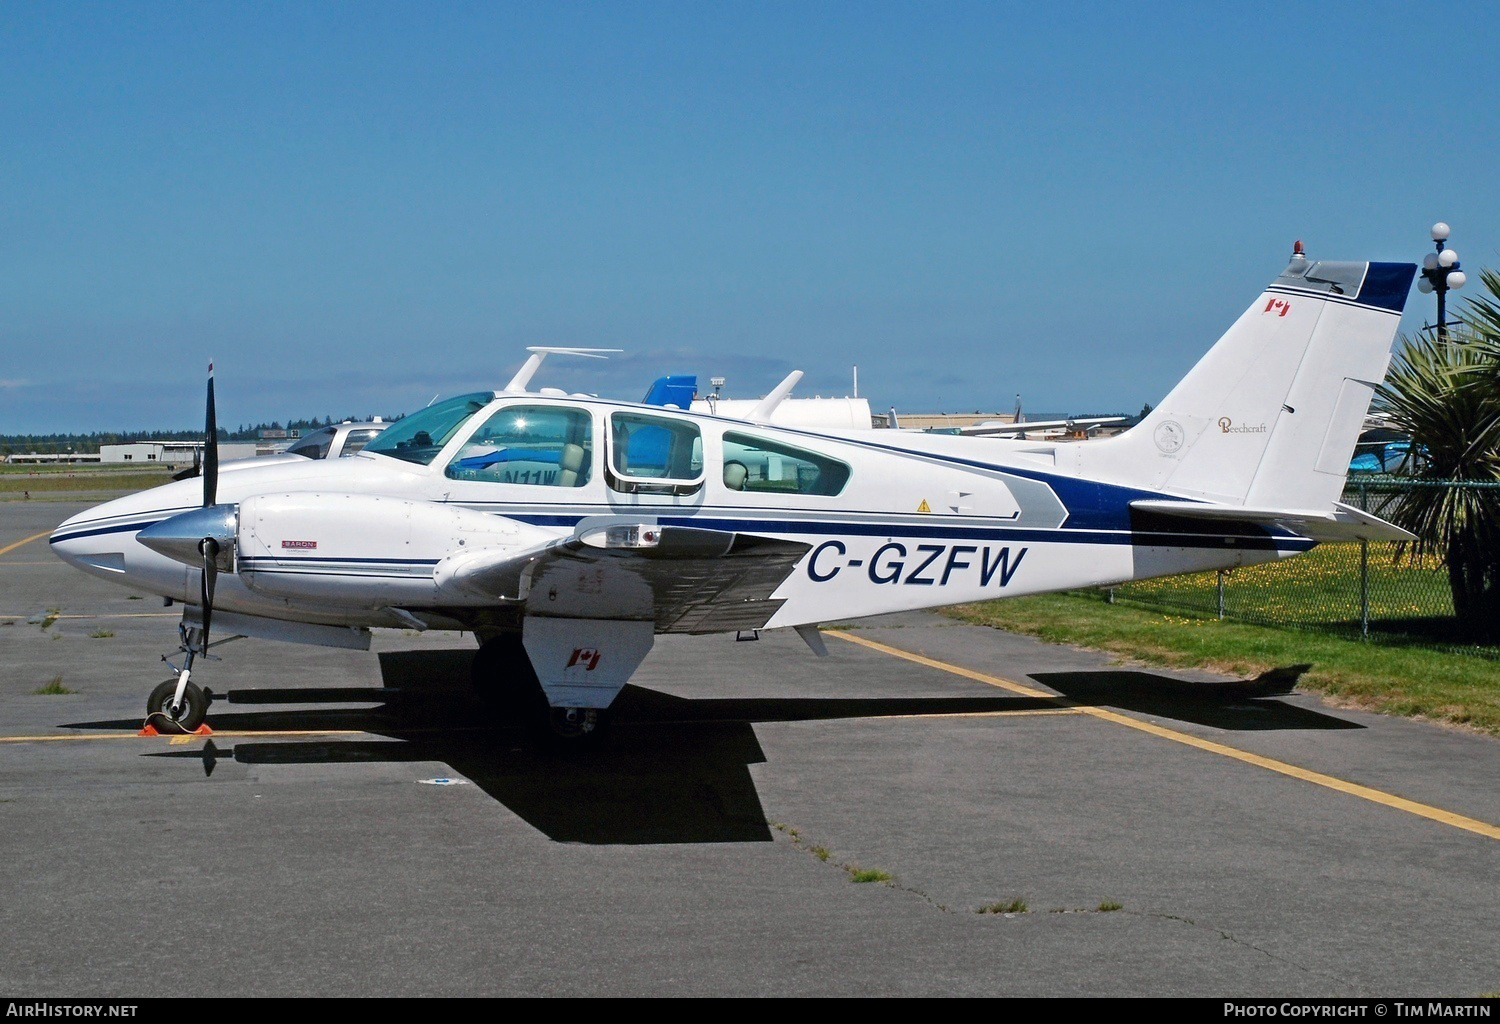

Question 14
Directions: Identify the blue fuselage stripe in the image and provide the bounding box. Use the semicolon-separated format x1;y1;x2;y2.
53;508;1313;554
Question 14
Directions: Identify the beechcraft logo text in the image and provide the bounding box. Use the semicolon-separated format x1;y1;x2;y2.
567;648;601;670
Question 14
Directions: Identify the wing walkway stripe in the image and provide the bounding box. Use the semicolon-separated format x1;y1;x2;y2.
826;629;1500;842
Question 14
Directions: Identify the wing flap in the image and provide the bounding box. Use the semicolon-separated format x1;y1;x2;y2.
537;527;811;632
435;524;811;632
1130;499;1415;543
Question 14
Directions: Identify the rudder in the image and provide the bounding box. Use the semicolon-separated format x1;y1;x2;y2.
1081;256;1415;508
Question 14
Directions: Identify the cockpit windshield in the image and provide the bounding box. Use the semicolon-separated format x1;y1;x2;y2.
363;392;495;466
286;427;336;459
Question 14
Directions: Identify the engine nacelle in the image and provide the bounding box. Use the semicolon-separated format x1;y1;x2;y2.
235;492;555;607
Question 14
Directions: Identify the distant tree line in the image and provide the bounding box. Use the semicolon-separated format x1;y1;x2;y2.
0;414;402;455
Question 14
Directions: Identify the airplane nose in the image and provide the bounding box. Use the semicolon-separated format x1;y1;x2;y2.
136;504;238;570
50;510;128;576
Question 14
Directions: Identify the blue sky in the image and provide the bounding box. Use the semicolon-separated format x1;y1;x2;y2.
3;1;1497;432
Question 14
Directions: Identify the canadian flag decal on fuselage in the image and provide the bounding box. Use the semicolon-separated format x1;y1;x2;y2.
1263;298;1291;317
567;648;601;671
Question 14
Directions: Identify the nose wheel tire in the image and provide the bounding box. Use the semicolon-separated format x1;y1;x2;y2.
146;679;208;732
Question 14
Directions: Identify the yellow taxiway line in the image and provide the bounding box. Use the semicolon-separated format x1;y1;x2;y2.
0;612;178;620
0;730;368;745
0;530;53;558
890;709;1084;720
826;629;1500;842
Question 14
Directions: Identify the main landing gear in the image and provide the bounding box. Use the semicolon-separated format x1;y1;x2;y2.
548;707;603;740
471;634;607;743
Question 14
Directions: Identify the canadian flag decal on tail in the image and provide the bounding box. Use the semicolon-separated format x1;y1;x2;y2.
1263;297;1291;317
567;648;601;671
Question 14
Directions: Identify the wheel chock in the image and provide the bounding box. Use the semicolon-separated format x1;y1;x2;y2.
139;709;210;737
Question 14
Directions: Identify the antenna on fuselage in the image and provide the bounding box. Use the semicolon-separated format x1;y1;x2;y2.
503;347;622;394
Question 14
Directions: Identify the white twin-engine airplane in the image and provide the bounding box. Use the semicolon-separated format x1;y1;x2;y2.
51;251;1418;741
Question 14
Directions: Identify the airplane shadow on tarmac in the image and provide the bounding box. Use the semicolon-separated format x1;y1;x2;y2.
70;650;1357;845
1030;663;1361;733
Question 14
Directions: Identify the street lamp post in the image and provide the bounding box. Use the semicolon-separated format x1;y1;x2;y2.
1416;222;1467;340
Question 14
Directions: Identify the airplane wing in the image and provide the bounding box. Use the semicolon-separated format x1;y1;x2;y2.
434;523;812;633
960;416;1126;437
1129;499;1415;543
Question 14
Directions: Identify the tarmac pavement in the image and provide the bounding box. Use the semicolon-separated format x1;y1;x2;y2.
2;501;1497;997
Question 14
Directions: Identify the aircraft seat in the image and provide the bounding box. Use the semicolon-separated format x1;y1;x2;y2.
557;443;586;487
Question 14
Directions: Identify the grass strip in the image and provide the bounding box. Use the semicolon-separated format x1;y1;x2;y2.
0;468;174;494
944;593;1500;737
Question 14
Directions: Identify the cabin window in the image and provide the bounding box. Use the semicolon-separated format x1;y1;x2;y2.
721;431;850;496
608;413;703;491
341;429;382;455
365;392;494;467
445;405;592;487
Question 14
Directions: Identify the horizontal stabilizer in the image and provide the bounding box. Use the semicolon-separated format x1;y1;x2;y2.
1130;499;1415;543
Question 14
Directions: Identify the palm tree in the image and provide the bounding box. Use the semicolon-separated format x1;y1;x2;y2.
1374;269;1500;639
1464;268;1500;398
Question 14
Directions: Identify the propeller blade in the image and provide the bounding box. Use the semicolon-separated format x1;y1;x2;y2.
199;538;218;647
204;361;218;508
172;445;202;482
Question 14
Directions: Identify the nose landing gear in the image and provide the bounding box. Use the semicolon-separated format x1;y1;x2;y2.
141;620;232;734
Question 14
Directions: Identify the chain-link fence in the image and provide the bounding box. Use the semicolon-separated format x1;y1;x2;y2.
1097;478;1500;658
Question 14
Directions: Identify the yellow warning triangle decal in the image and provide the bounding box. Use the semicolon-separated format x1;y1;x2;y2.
916;499;931;513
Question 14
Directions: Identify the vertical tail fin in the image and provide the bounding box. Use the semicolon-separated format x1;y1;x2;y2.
1082;257;1415;509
